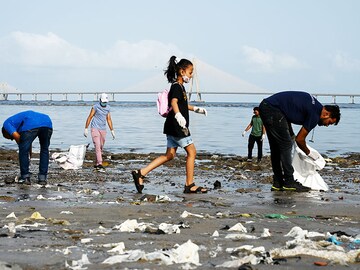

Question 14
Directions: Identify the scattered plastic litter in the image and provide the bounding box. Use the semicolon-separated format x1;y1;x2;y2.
5;212;18;220
102;239;200;266
60;211;74;215
65;254;91;270
180;211;204;219
261;228;271;238
225;233;259;240
140;194;172;202
265;214;289;219
327;235;343;245
112;219;187;234
228;223;247;233
30;211;45;220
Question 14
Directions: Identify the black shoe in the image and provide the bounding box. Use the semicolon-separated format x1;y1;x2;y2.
37;179;47;186
18;177;31;185
283;180;311;192
271;184;283;191
271;178;284;191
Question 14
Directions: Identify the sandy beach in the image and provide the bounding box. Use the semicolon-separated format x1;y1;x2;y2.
0;148;359;270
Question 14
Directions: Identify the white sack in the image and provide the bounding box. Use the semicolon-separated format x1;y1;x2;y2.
52;144;87;170
292;146;328;191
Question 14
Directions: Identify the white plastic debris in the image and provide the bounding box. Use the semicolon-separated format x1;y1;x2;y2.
65;254;91;270
180;211;204;219
5;212;18;220
36;195;63;201
285;226;308;239
228;223;247;233
216;254;260;268
285;226;325;239
7;222;16;235
107;242;126;254
80;238;93;244
225;233;258;240
60;211;74;215
212;230;219;237
173;240;200;265
102;250;146;264
102;240;200;266
158;223;181;234
113;219;140;232
89;225;112;234
261;228;271;238
270;246;360;265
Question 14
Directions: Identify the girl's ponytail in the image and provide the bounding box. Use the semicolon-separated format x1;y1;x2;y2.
164;56;177;83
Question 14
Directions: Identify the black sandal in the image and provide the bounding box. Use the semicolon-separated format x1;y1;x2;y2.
184;183;208;194
131;170;145;193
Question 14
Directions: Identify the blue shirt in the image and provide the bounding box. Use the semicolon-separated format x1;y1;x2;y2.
265;91;323;132
3;110;52;135
90;103;110;130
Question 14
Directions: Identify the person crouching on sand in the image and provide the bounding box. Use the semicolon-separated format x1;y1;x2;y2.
131;56;208;194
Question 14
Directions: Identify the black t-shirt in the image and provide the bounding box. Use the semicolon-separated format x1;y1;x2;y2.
163;82;190;137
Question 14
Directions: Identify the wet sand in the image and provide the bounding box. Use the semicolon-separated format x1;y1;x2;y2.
0;148;359;270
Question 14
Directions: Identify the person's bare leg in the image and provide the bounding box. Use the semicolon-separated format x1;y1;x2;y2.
184;144;207;192
137;147;177;185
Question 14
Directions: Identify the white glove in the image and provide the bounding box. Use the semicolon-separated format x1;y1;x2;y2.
84;128;88;137
242;131;246;137
261;134;266;141
193;106;207;116
175;112;187;128
111;130;116;140
308;150;321;160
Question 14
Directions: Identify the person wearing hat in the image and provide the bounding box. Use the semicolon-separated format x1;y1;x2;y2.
84;93;115;172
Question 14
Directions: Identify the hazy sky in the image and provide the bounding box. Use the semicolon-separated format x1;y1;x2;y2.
1;0;359;95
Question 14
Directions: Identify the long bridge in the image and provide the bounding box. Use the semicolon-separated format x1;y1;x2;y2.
1;91;360;104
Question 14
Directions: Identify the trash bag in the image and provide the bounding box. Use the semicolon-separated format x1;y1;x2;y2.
52;144;88;170
292;146;328;191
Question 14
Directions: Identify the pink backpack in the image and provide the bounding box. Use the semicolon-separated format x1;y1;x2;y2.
157;89;172;117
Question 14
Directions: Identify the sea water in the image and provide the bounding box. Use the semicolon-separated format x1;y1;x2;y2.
0;100;359;157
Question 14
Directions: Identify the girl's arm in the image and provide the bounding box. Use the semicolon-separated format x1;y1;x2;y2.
171;98;180;113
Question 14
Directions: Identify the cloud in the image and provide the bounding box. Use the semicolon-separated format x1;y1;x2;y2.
0;32;181;70
332;51;360;72
241;45;305;72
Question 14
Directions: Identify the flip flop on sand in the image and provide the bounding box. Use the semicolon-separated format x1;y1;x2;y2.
184;183;207;194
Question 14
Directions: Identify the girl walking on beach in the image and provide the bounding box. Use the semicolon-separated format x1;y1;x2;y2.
84;93;115;172
132;56;208;194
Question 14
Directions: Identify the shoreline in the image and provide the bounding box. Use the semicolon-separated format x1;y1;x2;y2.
0;148;359;269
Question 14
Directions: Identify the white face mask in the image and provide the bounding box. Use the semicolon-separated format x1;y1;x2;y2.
182;75;190;83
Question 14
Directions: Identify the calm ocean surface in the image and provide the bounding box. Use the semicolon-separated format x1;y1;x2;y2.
1;99;359;157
